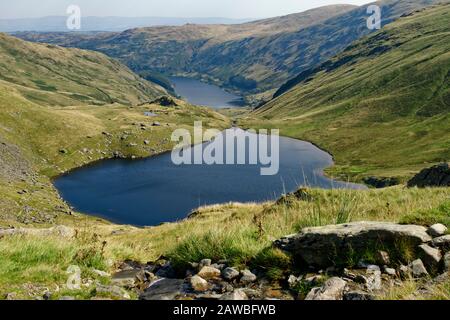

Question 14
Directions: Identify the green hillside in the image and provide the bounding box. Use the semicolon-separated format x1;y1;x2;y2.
14;1;446;101
0;33;165;106
243;4;450;181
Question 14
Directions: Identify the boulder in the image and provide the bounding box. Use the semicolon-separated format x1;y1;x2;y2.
140;279;187;300
410;259;429;278
432;235;450;252
197;266;221;280
95;284;130;300
275;222;431;268
407;163;450;188
305;277;347;300
418;244;442;272
190;275;209;292
221;267;240;281
365;265;382;291
240;270;257;284
384;267;397;277
427;224;448;238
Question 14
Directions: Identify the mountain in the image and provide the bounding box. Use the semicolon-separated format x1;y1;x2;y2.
0;16;252;33
13;1;446;100
0;33;165;106
244;4;450;180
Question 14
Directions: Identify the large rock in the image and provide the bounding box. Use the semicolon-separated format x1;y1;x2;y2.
197;266;221;280
407;163;450;188
418;244;442;272
410;259;429;278
432;235;450;252
140;279;187;300
275;222;431;268
190;275;209;292
305;277;347;300
222;267;240;281
427;224;448;237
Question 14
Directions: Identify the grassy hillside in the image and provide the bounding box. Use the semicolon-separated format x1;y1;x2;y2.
14;1;446;101
0;33;165;106
0;33;230;226
242;4;450;181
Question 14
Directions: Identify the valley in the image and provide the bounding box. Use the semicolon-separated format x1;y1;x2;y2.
0;0;449;302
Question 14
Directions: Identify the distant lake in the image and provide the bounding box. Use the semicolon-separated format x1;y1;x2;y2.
54;129;366;226
169;77;245;108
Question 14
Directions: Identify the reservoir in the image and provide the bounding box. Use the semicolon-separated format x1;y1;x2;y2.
54;129;366;226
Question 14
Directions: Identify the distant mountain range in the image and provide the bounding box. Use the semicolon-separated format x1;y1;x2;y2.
13;0;447;102
0;16;253;32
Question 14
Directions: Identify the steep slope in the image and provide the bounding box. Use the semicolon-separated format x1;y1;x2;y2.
0;33;165;106
14;1;446;99
244;4;450;180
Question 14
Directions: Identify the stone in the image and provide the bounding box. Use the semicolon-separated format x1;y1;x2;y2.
199;259;212;267
152;122;161;127
275;222;431;268
344;291;375;300
59;296;75;300
144;140;150;145
197;266;221;280
219;289;248;301
221;267;240;281
43;291;52;300
365;265;382;291
432;235;450;252
305;277;347;300
407;163;450;188
427;224;448;237
410;259;429;278
287;275;302;289
190;275;209;292
376;251;391;265
444;252;450;272
418;244;442;272
140;279;187;300
4;292;17;300
384;267;397;276
240;269;257;284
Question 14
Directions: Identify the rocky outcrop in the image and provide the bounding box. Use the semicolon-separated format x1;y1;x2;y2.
407;163;450;188
363;176;400;188
0;225;75;238
275;222;432;268
149;96;178;107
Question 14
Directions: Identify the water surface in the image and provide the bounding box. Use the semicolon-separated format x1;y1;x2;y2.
55;129;365;226
169;77;245;108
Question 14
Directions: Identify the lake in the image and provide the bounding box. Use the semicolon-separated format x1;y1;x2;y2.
169;77;245;108
54;129;365;226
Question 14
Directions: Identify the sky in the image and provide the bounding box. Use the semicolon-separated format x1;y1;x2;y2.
0;0;374;19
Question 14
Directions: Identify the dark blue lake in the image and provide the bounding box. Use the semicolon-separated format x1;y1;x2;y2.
54;129;365;226
169;77;245;108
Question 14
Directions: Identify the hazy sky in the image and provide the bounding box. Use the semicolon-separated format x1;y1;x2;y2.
0;0;374;19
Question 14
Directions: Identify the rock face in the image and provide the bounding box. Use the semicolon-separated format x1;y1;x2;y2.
275;222;432;268
407;163;450;188
305;277;347;300
150;96;178;107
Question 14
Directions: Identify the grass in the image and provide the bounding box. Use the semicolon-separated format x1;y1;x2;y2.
1;186;447;299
